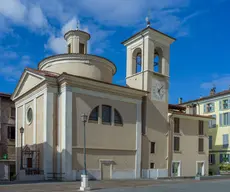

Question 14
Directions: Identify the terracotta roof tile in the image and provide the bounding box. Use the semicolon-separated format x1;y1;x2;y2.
171;111;215;119
168;104;186;111
181;90;230;104
26;68;59;78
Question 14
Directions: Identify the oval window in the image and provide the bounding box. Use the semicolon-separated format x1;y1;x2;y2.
27;108;33;124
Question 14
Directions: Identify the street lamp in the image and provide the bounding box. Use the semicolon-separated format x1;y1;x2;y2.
20;127;24;170
80;113;90;191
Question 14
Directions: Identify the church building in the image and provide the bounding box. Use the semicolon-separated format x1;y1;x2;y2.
11;22;212;181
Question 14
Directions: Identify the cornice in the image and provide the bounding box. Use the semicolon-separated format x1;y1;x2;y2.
64;30;90;41
58;74;147;99
38;53;117;75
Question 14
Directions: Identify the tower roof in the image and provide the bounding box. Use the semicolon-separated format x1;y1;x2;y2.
121;26;176;45
64;29;91;41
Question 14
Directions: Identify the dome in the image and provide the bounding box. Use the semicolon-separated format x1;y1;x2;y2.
38;53;116;83
39;28;117;83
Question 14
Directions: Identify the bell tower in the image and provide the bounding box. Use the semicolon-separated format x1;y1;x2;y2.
122;20;176;174
122;20;175;103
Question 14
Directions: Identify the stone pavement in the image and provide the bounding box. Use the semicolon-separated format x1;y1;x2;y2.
0;179;229;192
104;179;230;192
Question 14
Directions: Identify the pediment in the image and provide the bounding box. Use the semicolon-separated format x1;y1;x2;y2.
12;70;45;100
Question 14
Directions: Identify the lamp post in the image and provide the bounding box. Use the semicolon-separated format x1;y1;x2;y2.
20;127;24;170
80;113;90;191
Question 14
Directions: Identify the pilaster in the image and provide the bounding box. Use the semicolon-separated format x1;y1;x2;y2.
143;36;154;71
61;86;73;180
135;101;142;178
33;98;37;145
22;105;25;146
43;90;54;179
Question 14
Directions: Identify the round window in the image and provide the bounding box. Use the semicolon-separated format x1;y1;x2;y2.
27;107;33;124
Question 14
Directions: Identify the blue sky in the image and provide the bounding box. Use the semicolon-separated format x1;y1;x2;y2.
0;0;229;104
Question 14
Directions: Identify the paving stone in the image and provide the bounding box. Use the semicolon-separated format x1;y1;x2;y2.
0;179;229;192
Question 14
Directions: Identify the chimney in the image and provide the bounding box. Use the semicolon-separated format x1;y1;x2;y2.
178;97;183;104
210;86;216;96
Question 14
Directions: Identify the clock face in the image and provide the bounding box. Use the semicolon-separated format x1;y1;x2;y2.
152;80;166;102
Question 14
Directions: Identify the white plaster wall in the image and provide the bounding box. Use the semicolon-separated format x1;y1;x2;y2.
73;169;136;180
142;169;168;179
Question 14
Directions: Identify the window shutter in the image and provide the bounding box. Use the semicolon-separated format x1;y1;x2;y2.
219;101;222;110
208;120;212;128
219;114;223;127
213;155;216;164
225;134;228;146
212;115;216;127
228;112;230;126
223;134;228;148
209;136;212;149
203;104;206;113
228;99;230;109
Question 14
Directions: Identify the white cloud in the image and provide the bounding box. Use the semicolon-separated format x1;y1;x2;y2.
77;0;190;27
27;0;72;23
0;0;27;23
61;17;78;35
0;0;204;37
45;17;78;54
200;74;230;91
46;35;66;54
28;5;48;29
0;0;49;35
0;0;205;74
45;17;115;55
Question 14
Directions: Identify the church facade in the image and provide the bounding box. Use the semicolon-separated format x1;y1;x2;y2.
11;25;212;181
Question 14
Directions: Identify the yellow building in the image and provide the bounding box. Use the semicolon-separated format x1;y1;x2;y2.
180;89;230;175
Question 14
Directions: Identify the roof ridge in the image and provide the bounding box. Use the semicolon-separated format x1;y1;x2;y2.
26;67;60;78
181;89;230;104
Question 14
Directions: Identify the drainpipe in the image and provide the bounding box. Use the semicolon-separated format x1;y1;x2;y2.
168;112;175;177
196;102;200;115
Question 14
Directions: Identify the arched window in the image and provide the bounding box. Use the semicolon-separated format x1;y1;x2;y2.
136;52;142;73
102;105;112;124
132;48;142;74
153;48;163;73
89;106;99;122
154;52;159;72
114;109;123;126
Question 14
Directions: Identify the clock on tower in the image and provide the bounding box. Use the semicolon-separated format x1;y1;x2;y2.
151;79;167;102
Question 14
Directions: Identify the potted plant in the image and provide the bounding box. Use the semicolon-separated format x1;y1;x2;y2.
219;162;230;175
